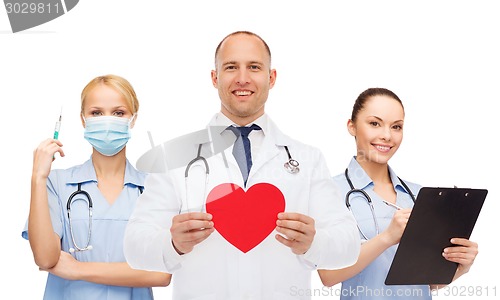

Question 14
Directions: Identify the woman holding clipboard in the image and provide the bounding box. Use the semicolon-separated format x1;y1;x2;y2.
318;88;478;299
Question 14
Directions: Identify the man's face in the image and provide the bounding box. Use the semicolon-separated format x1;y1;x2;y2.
211;33;276;125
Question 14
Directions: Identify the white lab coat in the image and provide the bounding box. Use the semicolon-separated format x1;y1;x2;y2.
124;113;360;300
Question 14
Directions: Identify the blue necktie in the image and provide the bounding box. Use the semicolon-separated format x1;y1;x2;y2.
228;124;262;185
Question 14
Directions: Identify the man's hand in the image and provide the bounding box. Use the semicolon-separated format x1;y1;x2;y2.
170;212;215;255
275;212;315;255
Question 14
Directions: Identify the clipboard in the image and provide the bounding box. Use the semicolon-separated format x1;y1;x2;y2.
385;187;487;285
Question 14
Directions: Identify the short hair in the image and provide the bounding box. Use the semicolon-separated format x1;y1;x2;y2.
214;31;272;68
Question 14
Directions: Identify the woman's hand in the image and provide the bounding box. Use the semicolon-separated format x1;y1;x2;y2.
379;208;411;246
32;138;65;179
45;251;81;281
443;238;478;275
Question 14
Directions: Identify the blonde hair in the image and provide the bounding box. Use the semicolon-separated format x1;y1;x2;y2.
81;74;139;115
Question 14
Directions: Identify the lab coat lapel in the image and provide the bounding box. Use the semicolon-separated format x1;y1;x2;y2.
206;113;292;186
249;133;280;179
249;119;291;180
206;115;246;185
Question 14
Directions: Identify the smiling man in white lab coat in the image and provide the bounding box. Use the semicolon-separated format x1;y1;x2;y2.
124;31;360;300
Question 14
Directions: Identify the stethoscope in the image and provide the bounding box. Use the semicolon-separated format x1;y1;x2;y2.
66;183;93;253
184;144;210;212
344;168;416;240
183;144;299;211
66;183;143;253
283;146;300;174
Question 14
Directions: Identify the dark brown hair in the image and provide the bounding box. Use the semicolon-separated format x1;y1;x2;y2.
351;88;404;122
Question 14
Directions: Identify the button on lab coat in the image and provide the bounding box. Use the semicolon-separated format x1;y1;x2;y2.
124;113;360;300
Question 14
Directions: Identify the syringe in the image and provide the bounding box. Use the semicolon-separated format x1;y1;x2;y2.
54;107;62;140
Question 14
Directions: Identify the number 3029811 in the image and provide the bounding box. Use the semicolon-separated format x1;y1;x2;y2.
432;285;497;297
5;2;61;14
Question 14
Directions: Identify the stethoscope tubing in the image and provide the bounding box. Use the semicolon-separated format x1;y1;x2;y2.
344;168;415;240
183;143;300;212
184;144;300;180
67;183;93;252
65;182;143;252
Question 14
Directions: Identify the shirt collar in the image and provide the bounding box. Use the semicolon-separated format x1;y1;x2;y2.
346;156;404;191
346;157;372;190
66;157;145;189
387;164;412;195
66;158;96;185
123;159;146;188
214;112;268;136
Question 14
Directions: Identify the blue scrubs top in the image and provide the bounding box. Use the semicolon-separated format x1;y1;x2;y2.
333;157;432;300
22;158;153;300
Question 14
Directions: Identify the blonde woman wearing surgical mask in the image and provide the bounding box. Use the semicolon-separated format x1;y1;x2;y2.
23;74;171;300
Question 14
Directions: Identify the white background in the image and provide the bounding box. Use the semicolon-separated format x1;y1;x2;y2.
1;0;498;298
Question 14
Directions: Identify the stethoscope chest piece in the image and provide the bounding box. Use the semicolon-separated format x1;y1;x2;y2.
283;145;300;174
284;159;300;174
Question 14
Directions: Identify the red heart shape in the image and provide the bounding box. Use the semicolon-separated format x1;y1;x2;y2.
206;183;285;253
